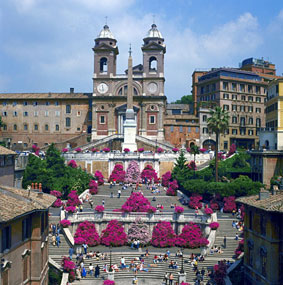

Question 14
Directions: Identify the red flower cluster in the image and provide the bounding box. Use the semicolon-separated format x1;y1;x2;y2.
74;221;100;246
151;221;176;247
100;220;127;246
61;256;75;272
75;147;82;152
65;206;77;213
227;143;236;157
210;199;220;210
234;239;244;257
68;160;77;168
50;190;62;198
199;148;206;153
172;147;179;153
187;160;197;170
60;219;71;228
91;148;99;152
103;280;115;285
223;196;236;213
108;164;125;183
103;147;110;152
62;148;68;153
95;205;105;212
175;206;184;213
156;147;164;153
213;260;227;285
161;171;171;187
121;192;151;212
166;179;178;196
204;208;213;215
138;147;144;153
32;144;40;156
53;198;63;208
124;148;130;153
176;222;209;248
188;194;203;209
147;206;157;213
89;179;98;195
141;165;158;183
94;170;104;185
67;190;81;207
209;222;220;230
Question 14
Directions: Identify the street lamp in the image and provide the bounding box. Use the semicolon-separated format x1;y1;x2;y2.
109;245;113;272
180;247;184;274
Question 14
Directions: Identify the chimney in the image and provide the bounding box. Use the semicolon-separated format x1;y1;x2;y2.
259;188;270;200
70;88;74;93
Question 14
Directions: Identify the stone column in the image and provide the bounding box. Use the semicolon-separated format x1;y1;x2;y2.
91;104;98;140
108;103;116;136
157;103;164;140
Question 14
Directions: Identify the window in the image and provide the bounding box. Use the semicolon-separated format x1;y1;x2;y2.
172;109;181;115
23;101;28;106
180;126;183;133
239;84;245;92
149;115;155;124
13;111;18;117
66;117;71;127
77;127;81;131
232;94;237;100
240;117;246;126
256;97;261;103
241;95;246;101
256;86;260;94
66;105;71;114
33;101;38;106
256;108;261;113
232;129;237;135
149;56;157;71
240;128;246;135
196;127;199;133
260;247;267;277
45;101;50;106
22;217;31;240
211;94;215;100
34;124;38;131
23;111;28;117
240;106;245;112
170;126;174;132
248;117;253;125
3;125;7;131
203;115;207;122
1;226;11;251
224;129;229;135
200;87;204;94
34;111;38;117
100;57;108;73
12;101;17;106
55;111;60;117
55;124;59;131
223;105;229;111
2;111;7;117
188;127;191;133
44;111;49;117
232;105;237;111
249;211;253;230
247;240;254;267
45;124;49;131
224;141;228;149
260;215;266;236
205;85;209;93
55;101;59;106
223;93;229;99
24;143;28;148
13;124;17;131
232;116;237;124
24;124;28;131
203;127;208;134
211;83;216;91
232;83;237;91
248;130;254;136
99;116;105;124
248;106;253;113
223;82;228;90
248;85;253;93
248;96;253;102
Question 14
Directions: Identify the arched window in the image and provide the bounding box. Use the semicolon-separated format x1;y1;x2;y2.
149;56;157;71
100;57;108;73
66;117;71;127
256;118;261;127
117;85;138;96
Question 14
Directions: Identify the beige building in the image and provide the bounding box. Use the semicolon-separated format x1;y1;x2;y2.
0;185;56;285
0;146;16;187
237;190;283;285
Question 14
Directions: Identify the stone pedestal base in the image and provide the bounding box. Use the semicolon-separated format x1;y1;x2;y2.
178;272;187;283
107;271;115;281
157;129;165;141
122;114;137;151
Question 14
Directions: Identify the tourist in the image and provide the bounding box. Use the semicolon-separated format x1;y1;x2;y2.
79;204;83;212
158;254;163;263
169;273;174;285
75;267;81;280
89;199;93;209
121;256;126;268
95;264;100;278
195;207;199;218
102;199;105;205
51;235;56;246
163;272;169;285
110;192;113;198
223;235;227;248
132;276;138;284
145;248;149;257
235;233;239;240
169;260;174;268
232;220;236;228
110;181;113;189
201;267;205;277
56;234;60;247
82;243;88;255
69;247;74;260
218;247;223;254
163;253;168;262
103;264;108;272
153;255;158;264
118;190;121;198
52;224;56;235
81;266;87;278
88;263;94;276
136;239;140;249
152;196;156;202
56;223;60;235
170;203;174;208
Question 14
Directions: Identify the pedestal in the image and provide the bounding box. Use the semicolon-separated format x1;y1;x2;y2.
107;271;115;281
178;272;187;283
122;110;137;152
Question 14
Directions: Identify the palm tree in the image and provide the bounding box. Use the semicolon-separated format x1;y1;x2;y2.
207;106;230;182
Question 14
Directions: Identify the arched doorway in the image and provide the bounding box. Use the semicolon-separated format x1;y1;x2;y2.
203;139;216;150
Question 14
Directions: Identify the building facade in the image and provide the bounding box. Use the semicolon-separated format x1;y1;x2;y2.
237;190;283;285
0;146;16;187
0;185;56;285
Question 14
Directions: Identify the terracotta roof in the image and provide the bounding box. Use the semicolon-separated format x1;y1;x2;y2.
236;191;283;213
0;185;56;223
0;93;90;99
0;146;16;155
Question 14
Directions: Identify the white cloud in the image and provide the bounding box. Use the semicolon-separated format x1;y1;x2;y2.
11;0;39;13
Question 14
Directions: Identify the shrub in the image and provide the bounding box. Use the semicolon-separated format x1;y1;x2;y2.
138;148;144;153
210;199;220;210
166;187;177;196
214;260;227;285
172;148;179;153
209;222;220;230
75;147;82;152
74;221;100;246
234;239;244;257
204;208;213;215
68;160;77;168
156;147;164;153
61;256;75;272
66;190;81;207
94;170;104;185
53;198;63;208
103;281;115;285
60;219;71;228
124;148;130;153
223;196;236;213
151;221;176;247
89;179;98;195
91;148;99;152
161;171;171;187
108;164;125;183
141;164;158;183
65;206;77;213
100;220;127;246
121;192;151;212
127;218;150;245
95;205;105;212
175;206;184;213
188;194;203;209
169;179;178;190
50;190;62;198
147;206;157;213
176;222;209;248
62;148;68;153
103;147;110;153
227;143;236;157
125;161;140;183
187;160;197;170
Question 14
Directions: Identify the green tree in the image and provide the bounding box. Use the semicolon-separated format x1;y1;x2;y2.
172;150;188;186
173;95;193;104
190;145;199;178
207;106;229;182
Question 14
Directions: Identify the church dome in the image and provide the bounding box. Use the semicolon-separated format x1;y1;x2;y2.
97;25;115;39
146;24;163;39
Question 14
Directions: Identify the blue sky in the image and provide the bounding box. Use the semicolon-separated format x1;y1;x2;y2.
0;0;282;102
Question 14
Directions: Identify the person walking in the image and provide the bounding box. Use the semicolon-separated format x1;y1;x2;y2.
235;233;239;240
56;234;60;247
81;266;87;278
118;190;121;198
223;235;227;248
95;264;100;278
69;247;74;260
51;235;56;246
82;243;88;255
163;272;169;285
102;199;105;206
88;263;94;276
169;273;174;285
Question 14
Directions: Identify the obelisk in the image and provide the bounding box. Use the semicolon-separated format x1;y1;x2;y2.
122;45;137;151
